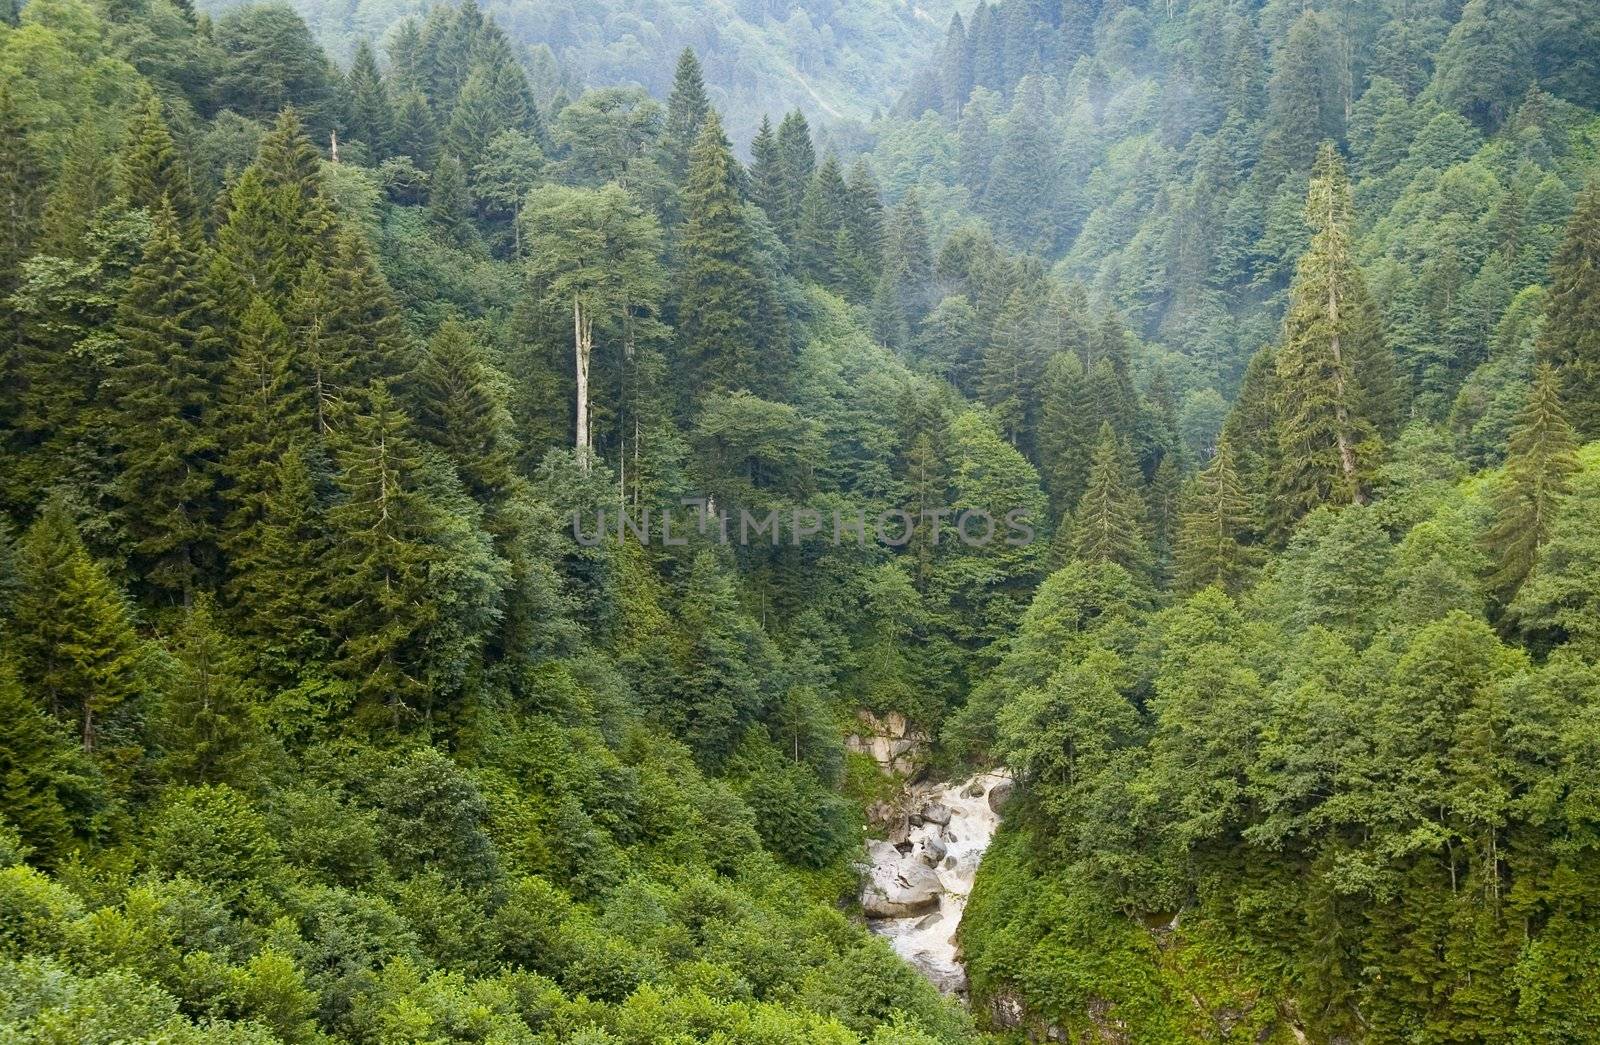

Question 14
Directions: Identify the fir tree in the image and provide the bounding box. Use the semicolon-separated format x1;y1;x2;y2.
980;286;1044;450
392;90;439;167
155;594;269;787
412;320;517;499
1071;423;1151;578
0;87;43;297
1274;144;1393;524
326;384;441;722
940;13;973;116
108;202;218;600
343;41;394;158
797;154;849;290
678;111;761;397
840;158;885;301
119;93;198;228
216;296;293;557
12;501;144;752
774;110;815;245
224;445;330;675
748;116;784;231
428;153;473;246
1174;438;1258;595
1038;351;1096;519
1483;364;1581;599
0;666;96;862
1538;181;1600;436
662;49;711;183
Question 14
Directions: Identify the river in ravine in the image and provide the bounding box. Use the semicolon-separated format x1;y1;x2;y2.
860;771;1012;996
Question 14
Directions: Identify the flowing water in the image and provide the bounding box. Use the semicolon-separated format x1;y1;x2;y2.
862;770;1012;996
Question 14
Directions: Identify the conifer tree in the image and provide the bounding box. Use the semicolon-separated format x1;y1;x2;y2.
1071;423;1151;578
774;110;815;244
1274;143;1393;523
209;167;298;313
748;116;784;231
392;90;439;167
662;49;711;183
0;665;93;861
940;13;973;116
798;154;848;290
12;502;144;752
1483;364;1581;598
840;159;885;300
156;595;269;787
1038;351;1096;520
224;445;330;674
119;93;198;228
428;153;473;246
216;296;296;565
0;87;43;298
254;109;336;261
343;41;394;158
980;286;1044;450
880;190;935;334
677;111;761;396
326;384;441;722
1174;438;1258;595
1538;181;1600;436
109;202;218;599
412;320;517;499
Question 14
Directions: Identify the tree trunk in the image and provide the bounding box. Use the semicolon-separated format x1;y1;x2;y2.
574;296;592;464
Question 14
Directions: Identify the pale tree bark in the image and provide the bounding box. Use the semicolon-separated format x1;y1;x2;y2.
574;296;593;464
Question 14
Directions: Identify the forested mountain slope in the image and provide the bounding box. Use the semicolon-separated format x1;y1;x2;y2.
3;0;1600;1041
194;0;970;146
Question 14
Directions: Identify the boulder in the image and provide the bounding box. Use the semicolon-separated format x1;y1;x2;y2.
921;801;952;826
921;836;947;866
913;910;944;931
987;780;1015;813
963;781;986;799
861;842;944;918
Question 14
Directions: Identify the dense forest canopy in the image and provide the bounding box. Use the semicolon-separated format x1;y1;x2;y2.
2;0;1600;1041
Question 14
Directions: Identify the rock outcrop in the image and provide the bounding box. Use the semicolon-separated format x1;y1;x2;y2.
845;710;930;776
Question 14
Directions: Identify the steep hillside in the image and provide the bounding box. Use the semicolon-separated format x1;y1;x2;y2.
197;0;972;144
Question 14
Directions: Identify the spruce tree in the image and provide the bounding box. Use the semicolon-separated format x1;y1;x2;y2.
326;384;441;722
12;501;144;752
0;87;43;298
940;13;973;116
662;49;711;183
980;286;1044;450
798;154;848;290
1274;143;1393;524
1071;423;1151;578
392;90;440;167
748;116;784;231
343;40;394;158
678;111;761;396
217;296;292;557
1538;181;1600;436
224;445;330;675
0;665;95;862
1483;364;1581;599
254;109;336;265
1174;438;1258;595
774;110;815;244
209;167;298;313
840;158;884;301
155;594;269;787
109;202;219;600
412;320;517;499
119;93;198;229
428;153;473;246
1038;351;1096;520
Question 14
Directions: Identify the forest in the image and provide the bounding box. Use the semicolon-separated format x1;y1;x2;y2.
1;0;1599;1040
